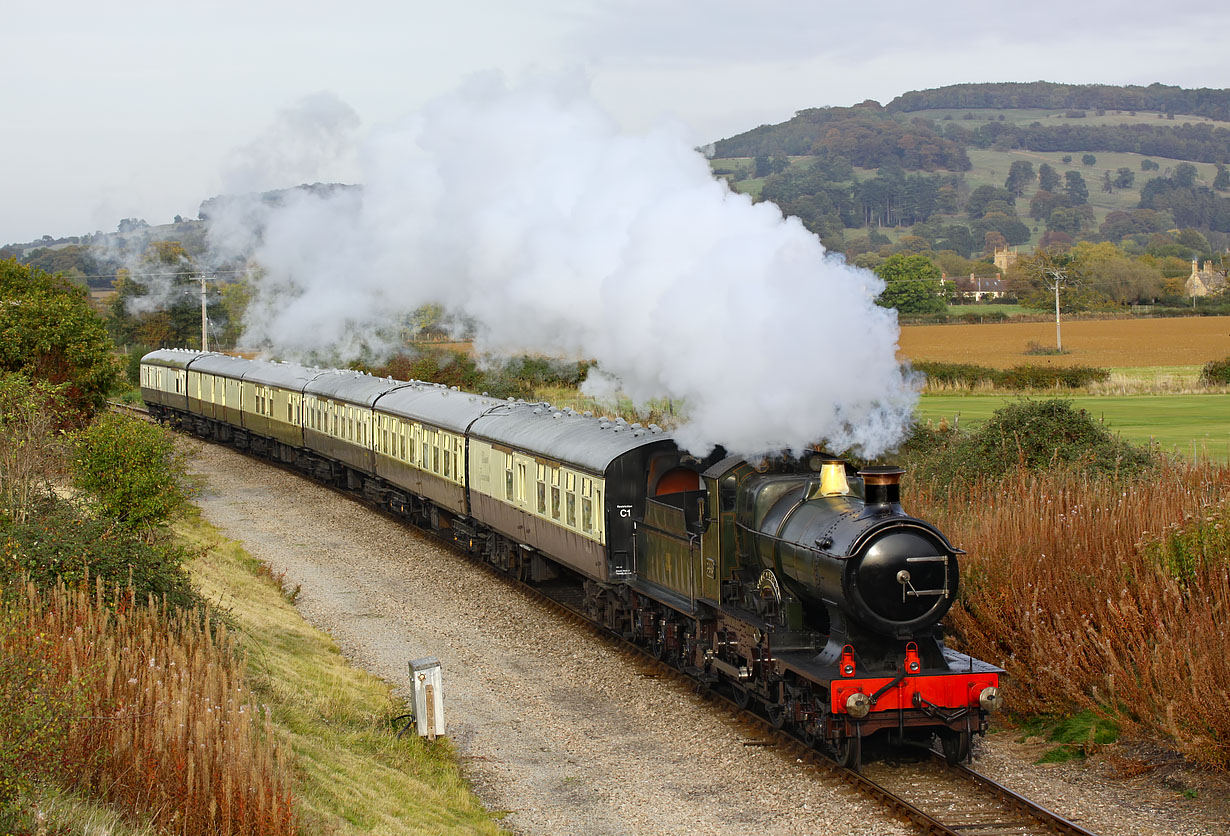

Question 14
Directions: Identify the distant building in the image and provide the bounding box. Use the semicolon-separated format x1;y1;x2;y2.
992;246;1021;272
1185;258;1227;297
941;273;1008;301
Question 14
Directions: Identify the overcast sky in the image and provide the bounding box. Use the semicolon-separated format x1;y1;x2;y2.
4;0;1229;245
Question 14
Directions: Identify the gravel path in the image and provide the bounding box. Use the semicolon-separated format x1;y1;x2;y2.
186;439;1226;836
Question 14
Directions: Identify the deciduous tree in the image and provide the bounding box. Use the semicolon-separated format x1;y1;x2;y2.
0;260;118;419
873;253;947;314
1063;170;1089;205
1038;163;1061;191
1005;160;1035;196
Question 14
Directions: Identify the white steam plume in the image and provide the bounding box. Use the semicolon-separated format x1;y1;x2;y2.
214;72;917;458
220;91;360;194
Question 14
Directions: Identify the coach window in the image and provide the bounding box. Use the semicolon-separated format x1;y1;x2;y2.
504;453;514;500
516;462;527;503
551;468;561;520
581;478;593;533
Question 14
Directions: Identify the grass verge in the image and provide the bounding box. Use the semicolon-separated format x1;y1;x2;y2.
175;509;502;836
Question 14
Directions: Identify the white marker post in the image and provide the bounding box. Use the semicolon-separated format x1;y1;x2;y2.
410;657;445;741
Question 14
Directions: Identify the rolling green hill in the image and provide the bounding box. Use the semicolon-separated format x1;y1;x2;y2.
709;83;1230;260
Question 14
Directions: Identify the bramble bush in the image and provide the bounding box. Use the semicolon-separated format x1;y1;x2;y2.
902;398;1155;488
1;498;198;609
71;412;192;533
1200;356;1230;385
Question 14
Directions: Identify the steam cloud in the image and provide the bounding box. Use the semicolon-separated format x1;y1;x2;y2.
221;92;361;195
211;73;917;458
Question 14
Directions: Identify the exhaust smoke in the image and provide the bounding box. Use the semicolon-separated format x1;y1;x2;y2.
210;72;918;458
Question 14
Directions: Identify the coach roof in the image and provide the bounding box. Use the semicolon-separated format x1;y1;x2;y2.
141;348;211;370
374;384;510;433
470;406;673;474
305;369;404;406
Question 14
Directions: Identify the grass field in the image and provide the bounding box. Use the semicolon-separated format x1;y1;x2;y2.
899;315;1230;368
946;303;1026;318
917;392;1230;461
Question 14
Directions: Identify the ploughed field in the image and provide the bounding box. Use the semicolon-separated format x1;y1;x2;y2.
898;315;1230;369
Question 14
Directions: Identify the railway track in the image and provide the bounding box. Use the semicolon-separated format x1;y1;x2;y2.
145;404;1099;836
507;576;1100;836
108;399;154;421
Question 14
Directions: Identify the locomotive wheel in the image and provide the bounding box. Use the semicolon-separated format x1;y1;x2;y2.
940;729;971;765
835;733;862;770
731;683;751;710
767;703;786;730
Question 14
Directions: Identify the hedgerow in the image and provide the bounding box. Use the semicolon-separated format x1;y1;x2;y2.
909;361;1110;390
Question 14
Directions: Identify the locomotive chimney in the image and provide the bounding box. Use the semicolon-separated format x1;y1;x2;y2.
858;466;905;516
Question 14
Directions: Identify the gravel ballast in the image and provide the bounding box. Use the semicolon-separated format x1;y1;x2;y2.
186;439;1225;836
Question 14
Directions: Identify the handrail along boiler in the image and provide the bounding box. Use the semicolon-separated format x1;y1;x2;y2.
141;348;1001;769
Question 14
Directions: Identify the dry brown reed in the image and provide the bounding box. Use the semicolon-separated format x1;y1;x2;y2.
913;460;1230;768
1;579;296;835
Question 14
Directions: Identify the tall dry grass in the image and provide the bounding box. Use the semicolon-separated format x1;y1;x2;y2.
913;460;1230;768
0;579;296;835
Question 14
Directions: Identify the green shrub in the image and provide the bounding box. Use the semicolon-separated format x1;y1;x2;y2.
905;399;1155;488
71;413;192;532
1199;356;1230;385
0;499;198;608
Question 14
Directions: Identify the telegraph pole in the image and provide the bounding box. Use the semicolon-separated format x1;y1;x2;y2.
196;276;213;352
1037;253;1076;353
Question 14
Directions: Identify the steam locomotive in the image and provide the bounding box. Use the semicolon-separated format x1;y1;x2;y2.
141;348;1000;770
